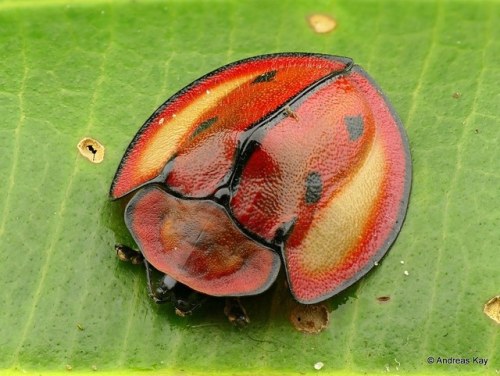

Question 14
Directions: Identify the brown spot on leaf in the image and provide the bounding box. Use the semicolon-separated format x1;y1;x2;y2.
77;137;104;163
290;303;329;333
377;296;391;302
484;295;500;324
452;92;462;99
307;14;336;34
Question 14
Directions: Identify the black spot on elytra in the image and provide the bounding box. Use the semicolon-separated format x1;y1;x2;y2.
345;115;364;141
191;116;218;139
305;172;322;204
251;70;277;84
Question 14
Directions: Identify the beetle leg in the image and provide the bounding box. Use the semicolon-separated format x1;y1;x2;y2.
143;259;171;304
224;297;250;326
115;244;144;264
143;261;207;314
153;274;177;304
172;287;207;317
166;282;207;316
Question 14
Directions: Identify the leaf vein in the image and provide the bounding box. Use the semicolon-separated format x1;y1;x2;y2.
11;10;116;365
420;1;493;358
0;23;28;239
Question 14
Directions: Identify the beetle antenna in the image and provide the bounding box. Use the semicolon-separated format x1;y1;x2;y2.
143;259;156;298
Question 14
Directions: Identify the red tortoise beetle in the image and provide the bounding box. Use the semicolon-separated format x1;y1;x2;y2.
110;53;411;324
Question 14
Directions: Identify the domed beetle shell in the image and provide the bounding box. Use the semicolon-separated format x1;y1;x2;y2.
110;53;412;304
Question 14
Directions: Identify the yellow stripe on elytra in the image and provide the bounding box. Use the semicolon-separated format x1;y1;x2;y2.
297;135;386;275
137;75;255;177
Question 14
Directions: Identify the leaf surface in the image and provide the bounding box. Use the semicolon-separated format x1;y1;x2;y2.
0;0;498;374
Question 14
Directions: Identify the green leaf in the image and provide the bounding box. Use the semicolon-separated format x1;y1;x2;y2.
0;0;498;375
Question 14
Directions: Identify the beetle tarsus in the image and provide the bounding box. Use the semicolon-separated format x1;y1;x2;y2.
115;244;144;265
224;297;250;326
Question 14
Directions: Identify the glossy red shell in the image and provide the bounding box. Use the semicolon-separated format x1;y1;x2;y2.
111;53;411;304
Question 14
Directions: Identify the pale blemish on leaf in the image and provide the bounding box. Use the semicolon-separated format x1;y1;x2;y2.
290;304;329;333
314;361;324;370
483;295;500;324
77;137;105;164
307;14;336;34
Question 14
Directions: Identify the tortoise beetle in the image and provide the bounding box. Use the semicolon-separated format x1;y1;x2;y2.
110;53;411;323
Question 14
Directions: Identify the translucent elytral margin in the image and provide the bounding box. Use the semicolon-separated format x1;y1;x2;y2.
109;53;353;200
